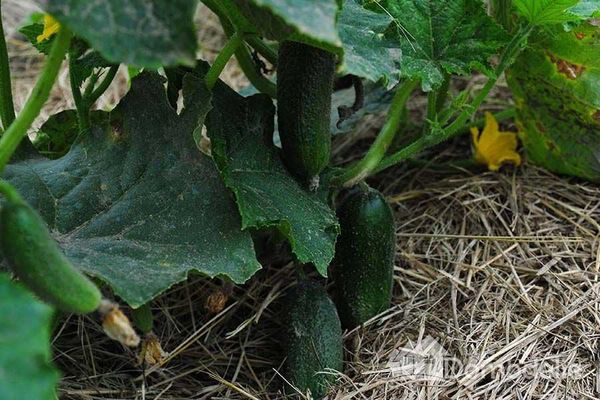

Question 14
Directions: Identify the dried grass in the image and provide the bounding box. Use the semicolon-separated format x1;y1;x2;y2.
4;1;600;399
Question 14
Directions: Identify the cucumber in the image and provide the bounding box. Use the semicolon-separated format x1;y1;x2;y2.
277;41;335;185
0;200;101;314
282;281;343;399
332;187;395;328
131;302;154;334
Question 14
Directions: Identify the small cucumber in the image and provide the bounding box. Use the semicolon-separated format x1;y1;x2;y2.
332;187;395;328
0;200;101;314
277;41;335;184
281;281;343;399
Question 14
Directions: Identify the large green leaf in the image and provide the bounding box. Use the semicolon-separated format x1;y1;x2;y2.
513;0;579;25
43;0;197;67
233;0;341;49
569;0;600;18
381;0;509;91
3;72;260;307
206;80;340;276
0;274;59;400
338;0;400;88
507;22;600;181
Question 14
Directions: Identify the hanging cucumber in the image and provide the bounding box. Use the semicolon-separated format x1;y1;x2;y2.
277;41;335;187
281;280;343;399
332;186;395;329
0;184;101;314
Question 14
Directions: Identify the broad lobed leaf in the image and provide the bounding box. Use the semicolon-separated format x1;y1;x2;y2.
206;77;340;276
338;0;401;88
380;0;509;91
4;72;260;307
0;274;59;400
39;0;198;68
513;0;580;25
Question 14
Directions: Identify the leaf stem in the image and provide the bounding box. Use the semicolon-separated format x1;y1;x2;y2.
246;35;277;66
86;65;119;105
0;179;23;203
68;51;90;132
203;0;277;97
374;25;531;174
334;79;418;187
205;32;243;90
0;1;15;130
0;27;71;173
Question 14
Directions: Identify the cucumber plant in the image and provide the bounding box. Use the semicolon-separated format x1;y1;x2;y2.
0;0;595;398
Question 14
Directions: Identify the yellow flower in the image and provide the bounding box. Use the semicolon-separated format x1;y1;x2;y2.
36;15;60;43
471;112;521;171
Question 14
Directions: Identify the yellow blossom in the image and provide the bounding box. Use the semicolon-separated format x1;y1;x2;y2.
471;112;521;171
36;15;60;43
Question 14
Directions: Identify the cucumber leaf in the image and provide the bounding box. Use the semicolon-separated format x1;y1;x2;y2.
206;79;340;276
381;0;509;91
569;0;600;18
338;0;400;88
0;274;59;400
3;72;260;307
233;0;341;49
513;0;580;25
42;0;197;67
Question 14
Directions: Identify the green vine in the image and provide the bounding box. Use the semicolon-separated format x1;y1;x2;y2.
0;27;72;173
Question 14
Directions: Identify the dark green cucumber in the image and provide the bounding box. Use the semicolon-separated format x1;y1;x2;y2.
132;302;154;334
332;187;395;328
282;281;343;399
277;41;335;184
0;200;101;314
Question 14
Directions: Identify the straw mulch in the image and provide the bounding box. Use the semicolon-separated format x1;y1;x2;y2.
4;1;600;399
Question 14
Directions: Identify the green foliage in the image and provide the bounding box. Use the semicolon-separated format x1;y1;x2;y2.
381;0;510;91
513;0;580;25
206;74;340;276
338;0;400;87
45;0;198;67
34;110;108;159
0;274;59;400
507;22;600;181
4;73;260;307
569;0;600;17
234;0;341;48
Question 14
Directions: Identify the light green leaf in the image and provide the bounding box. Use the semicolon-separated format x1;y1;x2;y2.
513;0;579;25
4;72;260;307
233;0;341;49
0;274;59;400
569;0;600;18
381;0;509;91
206;80;340;276
44;0;198;67
338;0;400;88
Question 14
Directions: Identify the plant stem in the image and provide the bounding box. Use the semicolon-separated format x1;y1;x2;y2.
0;1;14;130
374;26;530;174
0;179;23;203
491;0;513;31
334;79;418;187
424;90;438;131
86;65;118;105
68;52;90;132
205;32;243;90
203;0;277;97
0;28;71;173
234;43;277;98
246;35;277;66
435;74;450;113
